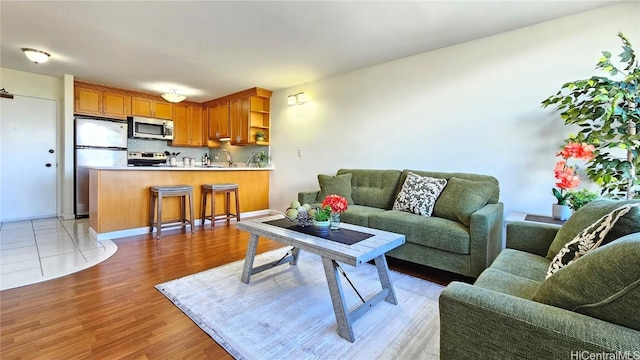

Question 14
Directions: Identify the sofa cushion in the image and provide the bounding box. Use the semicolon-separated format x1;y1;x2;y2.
337;169;402;209
473;268;542;300
546;199;640;260
533;235;640;331
392;172;447;216
317;173;354;204
339;205;387;227
399;170;500;204
547;203;640;278
432;177;498;226
489;249;550;283
369;210;470;254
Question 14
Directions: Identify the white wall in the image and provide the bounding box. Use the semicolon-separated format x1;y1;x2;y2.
0;68;74;219
270;2;640;216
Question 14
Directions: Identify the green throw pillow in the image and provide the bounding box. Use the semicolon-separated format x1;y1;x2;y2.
432;177;497;227
532;235;640;331
546;199;640;260
317;173;354;204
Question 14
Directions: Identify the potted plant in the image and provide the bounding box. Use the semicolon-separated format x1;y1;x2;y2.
255;130;266;142
312;205;332;235
542;32;639;200
552;142;595;220
568;188;600;211
255;151;269;167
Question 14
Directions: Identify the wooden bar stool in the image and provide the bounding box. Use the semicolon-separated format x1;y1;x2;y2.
201;183;240;229
149;185;194;239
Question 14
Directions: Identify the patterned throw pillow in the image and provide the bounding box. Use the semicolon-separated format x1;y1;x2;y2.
546;203;640;278
392;172;447;216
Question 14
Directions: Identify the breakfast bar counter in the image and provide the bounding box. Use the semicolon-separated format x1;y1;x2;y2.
89;166;272;236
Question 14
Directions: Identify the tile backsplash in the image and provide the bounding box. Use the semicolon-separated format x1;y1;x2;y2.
127;138;268;165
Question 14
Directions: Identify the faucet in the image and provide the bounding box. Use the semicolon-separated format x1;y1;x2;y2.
215;149;233;167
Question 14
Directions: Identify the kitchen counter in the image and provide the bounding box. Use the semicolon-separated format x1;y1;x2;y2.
91;164;275;171
88;166;271;237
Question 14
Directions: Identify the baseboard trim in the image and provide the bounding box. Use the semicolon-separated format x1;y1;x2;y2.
91;209;274;240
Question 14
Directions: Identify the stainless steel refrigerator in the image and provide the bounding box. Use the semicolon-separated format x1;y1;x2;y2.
75;117;128;217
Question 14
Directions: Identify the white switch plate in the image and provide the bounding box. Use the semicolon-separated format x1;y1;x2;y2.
298;148;303;157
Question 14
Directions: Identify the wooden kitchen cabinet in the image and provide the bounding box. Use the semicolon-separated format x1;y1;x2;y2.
74;84;130;120
171;102;203;147
249;95;270;145
131;96;173;120
202;87;272;146
230;96;250;145
207;102;230;140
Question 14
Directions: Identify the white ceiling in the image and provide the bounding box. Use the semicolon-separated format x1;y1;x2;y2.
0;1;621;102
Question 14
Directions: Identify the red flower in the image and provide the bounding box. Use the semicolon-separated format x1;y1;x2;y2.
556;142;595;161
322;195;348;213
552;142;593;204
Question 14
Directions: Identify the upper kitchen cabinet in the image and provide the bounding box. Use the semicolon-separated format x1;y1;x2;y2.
131;96;173;120
230;96;250;145
249;95;270;145
170;102;203;147
203;87;272;146
74;82;131;120
206;102;230;140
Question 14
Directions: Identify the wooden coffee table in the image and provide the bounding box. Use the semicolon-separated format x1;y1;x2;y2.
236;214;406;342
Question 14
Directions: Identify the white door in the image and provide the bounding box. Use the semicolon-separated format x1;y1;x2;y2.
0;95;57;221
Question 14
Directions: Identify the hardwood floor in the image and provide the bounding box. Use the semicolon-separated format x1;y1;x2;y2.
0;222;470;359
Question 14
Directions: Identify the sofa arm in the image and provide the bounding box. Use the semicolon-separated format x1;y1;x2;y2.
298;190;319;205
506;222;560;257
468;202;504;277
439;282;640;360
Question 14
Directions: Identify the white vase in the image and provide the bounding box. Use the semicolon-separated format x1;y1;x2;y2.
312;220;330;236
552;204;571;221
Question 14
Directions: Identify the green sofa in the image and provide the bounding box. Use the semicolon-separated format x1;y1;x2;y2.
298;169;504;278
439;200;640;359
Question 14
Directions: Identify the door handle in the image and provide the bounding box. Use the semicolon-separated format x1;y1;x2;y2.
45;163;52;167
49;149;54;153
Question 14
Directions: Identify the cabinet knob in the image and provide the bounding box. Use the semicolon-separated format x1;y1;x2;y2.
48;149;54;153
45;163;52;167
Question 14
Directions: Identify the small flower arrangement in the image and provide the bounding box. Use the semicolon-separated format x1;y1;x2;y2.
552;142;595;205
322;194;348;213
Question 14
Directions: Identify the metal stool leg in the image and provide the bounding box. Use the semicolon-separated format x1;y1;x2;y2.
234;188;241;222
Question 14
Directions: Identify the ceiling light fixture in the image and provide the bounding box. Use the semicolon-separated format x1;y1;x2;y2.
22;48;50;64
161;89;186;103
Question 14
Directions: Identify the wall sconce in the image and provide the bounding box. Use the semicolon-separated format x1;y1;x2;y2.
22;48;50;64
161;89;186;103
288;92;306;106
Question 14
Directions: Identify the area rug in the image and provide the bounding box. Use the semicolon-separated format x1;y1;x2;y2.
156;249;443;359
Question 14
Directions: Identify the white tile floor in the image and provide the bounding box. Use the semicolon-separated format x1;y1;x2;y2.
0;218;117;291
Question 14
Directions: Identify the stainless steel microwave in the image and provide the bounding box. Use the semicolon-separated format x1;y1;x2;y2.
127;116;173;140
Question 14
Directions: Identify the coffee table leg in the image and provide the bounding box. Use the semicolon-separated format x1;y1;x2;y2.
321;257;355;343
291;247;301;265
241;233;259;284
374;255;397;305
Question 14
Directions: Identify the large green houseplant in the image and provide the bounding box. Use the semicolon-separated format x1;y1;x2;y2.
542;32;639;200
